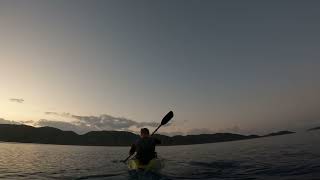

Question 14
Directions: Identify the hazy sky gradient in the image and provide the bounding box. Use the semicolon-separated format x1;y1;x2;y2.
0;0;319;134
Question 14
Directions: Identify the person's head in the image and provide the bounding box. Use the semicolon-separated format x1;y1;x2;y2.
140;128;150;138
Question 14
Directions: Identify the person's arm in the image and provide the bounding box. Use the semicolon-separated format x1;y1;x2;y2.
129;143;136;155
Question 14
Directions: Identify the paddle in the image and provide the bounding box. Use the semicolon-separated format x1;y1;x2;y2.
121;111;174;163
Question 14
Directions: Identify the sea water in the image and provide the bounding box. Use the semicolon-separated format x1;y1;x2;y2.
0;131;319;180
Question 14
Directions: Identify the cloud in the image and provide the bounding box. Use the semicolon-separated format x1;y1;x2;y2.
72;114;158;129
36;119;95;134
43;112;159;134
0;118;20;125
9;98;24;103
19;120;35;124
45;112;71;116
188;128;216;135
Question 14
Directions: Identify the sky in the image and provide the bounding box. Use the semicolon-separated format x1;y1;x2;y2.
0;0;319;135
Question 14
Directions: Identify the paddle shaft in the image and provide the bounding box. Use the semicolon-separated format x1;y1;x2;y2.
122;154;133;163
151;124;162;136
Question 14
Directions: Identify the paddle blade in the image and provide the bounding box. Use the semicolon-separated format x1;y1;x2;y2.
161;111;174;125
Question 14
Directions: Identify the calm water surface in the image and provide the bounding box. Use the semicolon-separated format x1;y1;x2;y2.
0;131;319;180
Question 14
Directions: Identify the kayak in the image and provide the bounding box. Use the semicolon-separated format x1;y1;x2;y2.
128;158;164;172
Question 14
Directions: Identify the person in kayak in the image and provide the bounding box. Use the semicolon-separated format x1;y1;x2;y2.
129;128;161;165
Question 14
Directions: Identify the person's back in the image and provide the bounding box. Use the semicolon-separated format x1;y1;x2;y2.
129;128;161;165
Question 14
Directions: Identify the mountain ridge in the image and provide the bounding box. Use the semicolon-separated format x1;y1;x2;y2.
0;124;295;146
307;126;320;131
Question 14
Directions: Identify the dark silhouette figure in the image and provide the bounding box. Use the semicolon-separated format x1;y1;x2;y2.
129;128;161;165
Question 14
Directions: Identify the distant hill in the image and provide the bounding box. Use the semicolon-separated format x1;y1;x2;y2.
0;124;294;146
307;127;320;131
262;131;295;137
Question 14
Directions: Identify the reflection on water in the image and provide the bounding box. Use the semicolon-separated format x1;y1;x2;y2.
0;131;319;179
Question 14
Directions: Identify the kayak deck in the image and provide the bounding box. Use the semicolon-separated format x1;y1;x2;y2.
128;158;164;172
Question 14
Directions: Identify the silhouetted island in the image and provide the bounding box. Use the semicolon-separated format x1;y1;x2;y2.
0;124;295;146
307;127;320;131
262;131;295;137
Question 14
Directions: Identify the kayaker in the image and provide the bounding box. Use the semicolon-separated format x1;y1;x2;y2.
129;128;161;165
